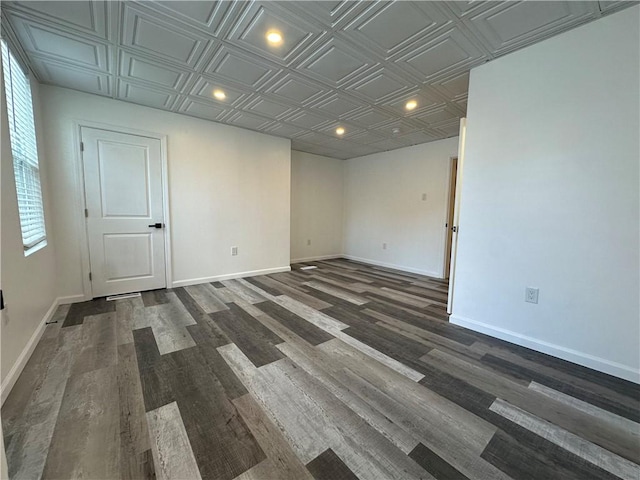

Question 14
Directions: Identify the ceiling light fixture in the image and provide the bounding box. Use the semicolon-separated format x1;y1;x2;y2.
213;89;226;100
336;127;345;136
266;30;283;45
405;100;418;111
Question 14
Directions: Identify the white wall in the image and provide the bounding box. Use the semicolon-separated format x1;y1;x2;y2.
343;138;458;277
40;86;291;297
451;7;640;382
1;77;58;389
290;151;344;262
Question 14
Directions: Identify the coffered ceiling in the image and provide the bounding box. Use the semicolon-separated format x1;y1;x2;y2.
1;1;635;159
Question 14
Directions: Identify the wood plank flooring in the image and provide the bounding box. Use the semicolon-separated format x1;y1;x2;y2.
2;259;639;479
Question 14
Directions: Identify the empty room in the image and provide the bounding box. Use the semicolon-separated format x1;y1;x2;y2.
1;1;639;479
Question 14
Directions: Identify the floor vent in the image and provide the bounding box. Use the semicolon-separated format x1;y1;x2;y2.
300;265;318;270
106;292;142;301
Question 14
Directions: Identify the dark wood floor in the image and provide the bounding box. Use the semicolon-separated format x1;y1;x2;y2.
2;259;639;479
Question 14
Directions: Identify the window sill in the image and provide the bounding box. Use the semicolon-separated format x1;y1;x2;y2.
24;240;47;257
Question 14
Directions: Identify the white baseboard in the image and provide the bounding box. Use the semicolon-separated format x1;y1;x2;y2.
1;298;59;405
57;294;87;305
450;314;640;384
341;254;443;279
172;266;292;288
290;254;342;263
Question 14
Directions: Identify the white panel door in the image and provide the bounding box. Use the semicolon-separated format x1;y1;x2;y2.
82;127;166;297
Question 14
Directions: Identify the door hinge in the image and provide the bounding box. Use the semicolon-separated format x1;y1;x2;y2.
89;272;92;281
84;208;88;218
80;141;84;152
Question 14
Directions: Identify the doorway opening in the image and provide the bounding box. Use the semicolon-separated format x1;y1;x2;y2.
444;156;458;280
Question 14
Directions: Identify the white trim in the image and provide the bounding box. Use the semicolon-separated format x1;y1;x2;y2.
57;294;88;305
172;266;291;288
290;254;342;263
1;298;58;405
73;120;172;299
342;254;442;279
450;314;640;384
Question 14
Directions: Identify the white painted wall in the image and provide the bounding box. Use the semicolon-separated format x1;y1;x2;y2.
343;138;459;277
40;86;291;296
451;7;640;382
1;77;58;387
290;151;344;262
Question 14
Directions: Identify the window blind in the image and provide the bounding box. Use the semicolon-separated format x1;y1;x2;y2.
1;40;47;249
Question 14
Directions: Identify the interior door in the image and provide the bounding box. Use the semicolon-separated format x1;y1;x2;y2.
81;127;166;297
447;118;466;314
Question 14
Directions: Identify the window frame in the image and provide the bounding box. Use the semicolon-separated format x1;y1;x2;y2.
1;38;47;255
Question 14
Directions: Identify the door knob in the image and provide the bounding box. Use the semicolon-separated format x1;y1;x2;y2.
148;223;163;229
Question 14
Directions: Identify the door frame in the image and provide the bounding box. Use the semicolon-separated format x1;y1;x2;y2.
447;118;467;314
72;120;171;300
441;155;458;279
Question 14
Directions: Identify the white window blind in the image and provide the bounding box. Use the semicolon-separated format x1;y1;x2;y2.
1;40;47;250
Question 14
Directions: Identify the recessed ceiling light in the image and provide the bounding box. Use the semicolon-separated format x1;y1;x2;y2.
266;30;283;45
405;100;418;110
336;127;345;135
213;89;226;100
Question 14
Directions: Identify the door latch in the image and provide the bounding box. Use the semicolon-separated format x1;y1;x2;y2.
148;223;164;229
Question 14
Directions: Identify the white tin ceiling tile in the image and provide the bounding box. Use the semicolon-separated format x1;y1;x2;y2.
598;1;639;13
118;79;179;110
119;51;190;91
308;93;367;119
283;1;371;30
433;71;470;101
396;27;487;82
393;129;441;146
225;110;273;130
285;110;334;130
345;108;395;128
433;120;463;138
4;1;110;39
345;68;415;104
385;90;444;116
226;2;323;66
8;16;110;71
295;131;341;146
32;56;111;96
315;122;364;141
264;122;309;138
242;95;295;120
441;1;502;19
368;138;408;152
370;119;419;138
464;1;598;56
177;97;230;122
456;97;468;113
122;4;211;68
298;37;377;86
189;77;250;107
137;0;241;37
348;130;389;146
266;72;329;106
341;1;453;60
203;45;278;89
409;104;463;127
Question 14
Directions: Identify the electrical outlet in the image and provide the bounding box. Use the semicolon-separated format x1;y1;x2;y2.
422;193;427;201
525;287;539;304
307;239;311;246
231;246;238;256
382;242;387;250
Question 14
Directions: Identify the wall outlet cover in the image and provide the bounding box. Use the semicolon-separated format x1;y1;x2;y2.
231;246;238;256
525;287;539;304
